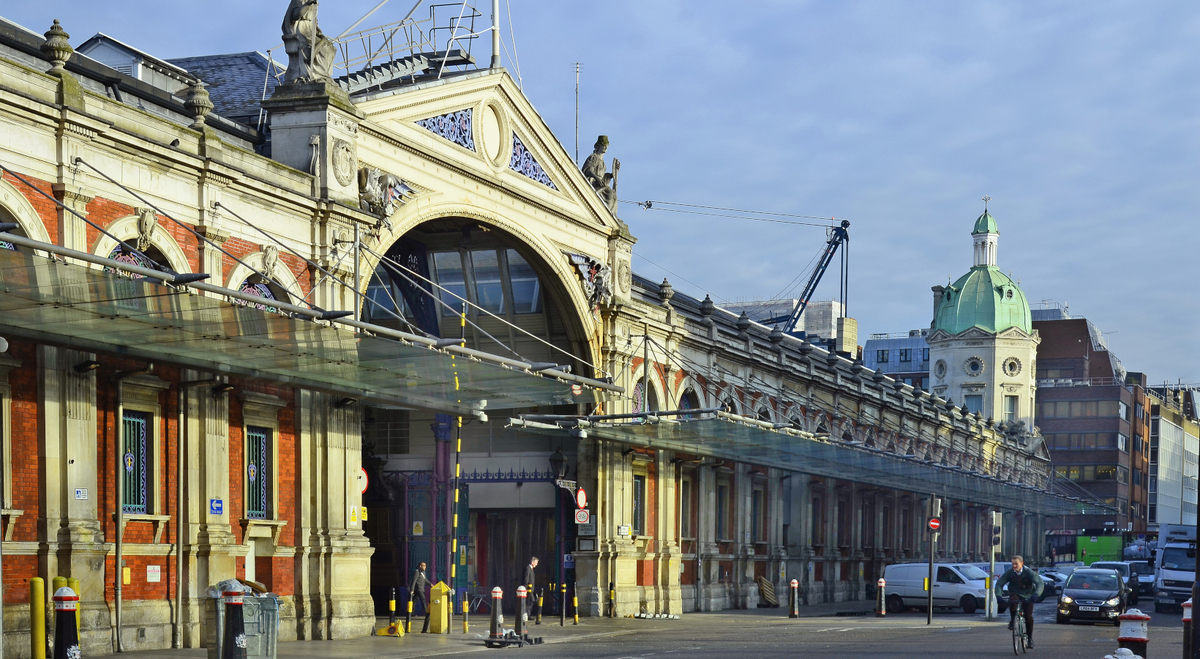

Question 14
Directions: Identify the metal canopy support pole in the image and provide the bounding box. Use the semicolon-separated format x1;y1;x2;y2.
643;324;650;413
987;508;997;621
353;222;361;321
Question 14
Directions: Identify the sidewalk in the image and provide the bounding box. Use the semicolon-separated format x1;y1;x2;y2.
120;600;880;659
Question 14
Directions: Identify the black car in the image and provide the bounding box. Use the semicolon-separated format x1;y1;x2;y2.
1056;568;1130;625
1089;561;1140;605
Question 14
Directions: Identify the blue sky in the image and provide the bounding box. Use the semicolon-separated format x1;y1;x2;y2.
7;1;1200;384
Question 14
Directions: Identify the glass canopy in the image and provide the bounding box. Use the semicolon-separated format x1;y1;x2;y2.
0;247;610;415
511;411;1112;515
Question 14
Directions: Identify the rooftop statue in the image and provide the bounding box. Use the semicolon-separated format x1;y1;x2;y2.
582;135;619;215
281;0;336;84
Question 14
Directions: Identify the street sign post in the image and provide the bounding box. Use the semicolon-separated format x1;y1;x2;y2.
928;518;941;532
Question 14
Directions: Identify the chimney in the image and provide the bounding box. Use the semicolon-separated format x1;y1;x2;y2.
931;285;945;326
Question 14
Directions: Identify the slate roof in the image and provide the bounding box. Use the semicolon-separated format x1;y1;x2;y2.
167;52;279;128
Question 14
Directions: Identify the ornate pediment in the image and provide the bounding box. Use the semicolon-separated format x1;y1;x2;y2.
414;108;475;151
509;133;557;190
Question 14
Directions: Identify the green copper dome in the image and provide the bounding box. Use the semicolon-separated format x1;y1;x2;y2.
973;211;998;235
934;266;1031;335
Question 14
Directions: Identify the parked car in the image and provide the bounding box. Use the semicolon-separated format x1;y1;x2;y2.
1056;568;1130;625
1089;561;1140;605
1126;560;1155;597
1038;569;1067;596
883;563;991;614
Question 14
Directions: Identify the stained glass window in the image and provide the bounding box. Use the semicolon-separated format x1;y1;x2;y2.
106;246;156;279
632;381;644;414
237;277;280;313
247;426;271;520
122;411;149;514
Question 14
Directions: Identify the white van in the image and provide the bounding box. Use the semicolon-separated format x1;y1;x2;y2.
883;563;992;614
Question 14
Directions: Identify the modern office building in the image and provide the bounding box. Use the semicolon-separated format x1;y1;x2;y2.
1145;387;1200;530
863;329;930;391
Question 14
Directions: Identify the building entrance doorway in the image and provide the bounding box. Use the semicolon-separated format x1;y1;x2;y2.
476;509;555;614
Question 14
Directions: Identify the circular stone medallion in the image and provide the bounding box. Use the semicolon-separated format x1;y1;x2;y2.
1003;357;1022;377
934;359;947;379
964;356;985;377
332;139;356;187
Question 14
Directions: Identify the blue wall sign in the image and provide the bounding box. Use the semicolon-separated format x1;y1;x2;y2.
209;498;224;515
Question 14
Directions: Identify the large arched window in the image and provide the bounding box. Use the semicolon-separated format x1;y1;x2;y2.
632;380;659;414
678;389;700;419
106;244;169;278
236;274;289;312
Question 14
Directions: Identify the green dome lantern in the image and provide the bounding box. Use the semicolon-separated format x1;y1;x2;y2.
933;209;1031;335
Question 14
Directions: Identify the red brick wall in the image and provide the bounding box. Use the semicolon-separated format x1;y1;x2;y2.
2;170;59;243
2;555;40;605
8;340;39;544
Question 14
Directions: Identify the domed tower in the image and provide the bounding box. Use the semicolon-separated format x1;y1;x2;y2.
927;208;1039;427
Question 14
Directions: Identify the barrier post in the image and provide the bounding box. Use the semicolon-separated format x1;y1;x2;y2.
487;587;503;648
66;578;80;635
560;583;566;626
30;577;45;659
788;579;799;618
389;588;396;627
52;587;80;659
572;582;579;625
608;581;616;618
1183;598;1192;659
462;598;469;634
515;586;527;642
876;578;886;617
535;589;542;625
221;590;247;659
1116;608;1149;657
405;591;413;634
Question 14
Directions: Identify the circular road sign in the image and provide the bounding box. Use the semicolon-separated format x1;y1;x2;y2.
928;517;941;531
359;467;369;494
576;487;588;510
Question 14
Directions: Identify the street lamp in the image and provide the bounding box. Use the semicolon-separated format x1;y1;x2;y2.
549;447;567;480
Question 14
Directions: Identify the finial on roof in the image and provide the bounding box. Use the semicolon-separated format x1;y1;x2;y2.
700;294;714;317
41;19;73;75
736;311;751;332
658;278;674;306
982;194;991;212
183;79;213;130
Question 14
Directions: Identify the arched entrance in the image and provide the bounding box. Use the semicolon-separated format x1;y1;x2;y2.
360;216;597;614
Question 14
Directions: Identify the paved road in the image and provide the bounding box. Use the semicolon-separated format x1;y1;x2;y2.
501;602;1182;659
124;600;1185;659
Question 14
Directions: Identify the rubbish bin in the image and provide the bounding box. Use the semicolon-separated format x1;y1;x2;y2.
427;581;452;634
204;594;279;659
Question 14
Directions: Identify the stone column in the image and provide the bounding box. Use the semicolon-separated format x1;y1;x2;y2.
38;346;108;655
50;187;92;253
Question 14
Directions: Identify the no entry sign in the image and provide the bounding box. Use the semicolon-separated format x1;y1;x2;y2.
576;487;588;510
928;517;941;531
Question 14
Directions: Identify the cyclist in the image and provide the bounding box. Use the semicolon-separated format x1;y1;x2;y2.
993;555;1044;649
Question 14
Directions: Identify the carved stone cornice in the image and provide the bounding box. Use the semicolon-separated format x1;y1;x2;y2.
50;183;92;207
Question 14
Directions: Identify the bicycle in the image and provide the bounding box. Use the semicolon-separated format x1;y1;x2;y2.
1010;596;1030;655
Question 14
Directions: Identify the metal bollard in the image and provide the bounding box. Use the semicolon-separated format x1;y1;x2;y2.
1117;608;1149;657
405;591;413;633
1103;649;1143;659
31;577;46;659
535;589;543;625
572;582;579;625
462;598;469;634
516;586;527;641
609;581;616;618
877;578;887;617
487;587;504;647
52;587;80;659
560;583;567;626
789;579;799;618
389;588;397;626
1184;598;1192;659
222;590;247;659
67;578;81;636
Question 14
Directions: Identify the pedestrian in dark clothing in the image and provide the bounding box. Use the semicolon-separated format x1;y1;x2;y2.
522;557;539;621
993;555;1044;648
410;561;431;633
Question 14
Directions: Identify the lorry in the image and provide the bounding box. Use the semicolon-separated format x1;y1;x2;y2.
1154;523;1196;612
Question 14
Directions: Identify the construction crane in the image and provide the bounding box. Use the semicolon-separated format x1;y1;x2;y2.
763;219;850;334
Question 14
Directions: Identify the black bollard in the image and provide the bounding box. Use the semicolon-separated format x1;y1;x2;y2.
572;582;579;625
876;578;886;618
487;587;503;647
515;586;527;643
609;581;616;618
405;590;413;634
222;589;247;659
389;587;397;626
789;579;799;618
1184;598;1193;659
560;583;567;626
52;586;80;659
535;589;543;625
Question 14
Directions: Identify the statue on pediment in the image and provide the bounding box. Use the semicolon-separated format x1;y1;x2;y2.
582;135;619;215
281;0;336;84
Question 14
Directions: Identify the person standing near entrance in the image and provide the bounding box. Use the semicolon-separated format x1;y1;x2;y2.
410;561;431;633
522;557;539;621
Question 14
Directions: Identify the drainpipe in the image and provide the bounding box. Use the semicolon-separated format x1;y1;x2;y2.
113;364;153;652
174;378;216;648
490;0;501;69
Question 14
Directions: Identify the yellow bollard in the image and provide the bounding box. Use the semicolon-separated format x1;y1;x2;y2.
406;597;413;633
462;599;469;634
30;577;46;659
67;578;81;633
